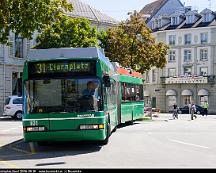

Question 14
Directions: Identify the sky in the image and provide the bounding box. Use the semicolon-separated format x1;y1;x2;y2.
81;0;216;21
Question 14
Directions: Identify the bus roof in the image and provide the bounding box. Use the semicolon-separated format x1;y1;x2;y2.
28;47;104;60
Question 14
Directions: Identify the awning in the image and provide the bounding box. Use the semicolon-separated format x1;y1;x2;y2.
198;89;209;96
166;89;177;96
144;90;150;97
181;89;192;96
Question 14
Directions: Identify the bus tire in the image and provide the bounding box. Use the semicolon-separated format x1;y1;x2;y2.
100;123;111;145
37;141;49;146
112;126;117;132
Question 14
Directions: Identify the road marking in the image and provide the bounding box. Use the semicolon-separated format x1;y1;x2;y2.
170;139;209;149
1;129;11;132
0;160;19;168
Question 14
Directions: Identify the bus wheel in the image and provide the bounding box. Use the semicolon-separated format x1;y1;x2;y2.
37;142;49;146
100;124;111;145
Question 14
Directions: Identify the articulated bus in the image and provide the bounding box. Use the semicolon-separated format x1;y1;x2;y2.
22;48;144;145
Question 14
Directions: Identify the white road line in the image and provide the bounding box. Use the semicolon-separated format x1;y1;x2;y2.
169;139;209;149
1;128;22;132
1;129;11;132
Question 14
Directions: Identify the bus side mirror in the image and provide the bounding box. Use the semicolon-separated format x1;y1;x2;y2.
103;75;111;87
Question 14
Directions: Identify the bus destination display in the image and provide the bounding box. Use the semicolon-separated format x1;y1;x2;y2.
32;61;91;74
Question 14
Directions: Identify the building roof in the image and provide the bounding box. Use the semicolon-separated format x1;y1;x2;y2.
67;0;118;25
152;8;216;32
140;0;168;16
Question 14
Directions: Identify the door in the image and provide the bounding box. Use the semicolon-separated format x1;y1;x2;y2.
151;97;156;108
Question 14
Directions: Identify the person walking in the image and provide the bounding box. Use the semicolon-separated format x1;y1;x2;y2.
173;103;178;119
191;103;197;120
188;103;191;114
203;101;209;116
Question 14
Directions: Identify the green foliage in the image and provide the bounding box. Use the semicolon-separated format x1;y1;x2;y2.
35;16;98;49
0;0;73;44
99;11;169;73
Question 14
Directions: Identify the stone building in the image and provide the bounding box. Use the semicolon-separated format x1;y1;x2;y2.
0;0;118;114
143;8;216;114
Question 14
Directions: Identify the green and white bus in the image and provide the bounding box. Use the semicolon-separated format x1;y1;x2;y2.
22;48;144;145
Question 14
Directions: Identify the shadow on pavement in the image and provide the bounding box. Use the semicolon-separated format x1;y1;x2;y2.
0;138;102;162
0;117;21;122
117;122;140;129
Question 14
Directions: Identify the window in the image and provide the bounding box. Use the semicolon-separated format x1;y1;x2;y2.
184;34;191;45
5;98;11;105
106;80;117;109
200;67;208;76
168;68;176;77
152;20;158;29
0;45;3;58
13;98;23;104
158;19;162;28
12;72;18;95
26;78;102;113
171;17;179;25
12;72;22;96
152;69;156;82
201;33;208;44
200;96;208;106
168;96;177;107
15;35;24;58
146;71;149;83
121;83;143;102
184;50;192;62
168;35;176;45
203;14;211;22
168;50;176;62
184;67;192;76
200;49;208;61
186;15;194;24
183;96;191;105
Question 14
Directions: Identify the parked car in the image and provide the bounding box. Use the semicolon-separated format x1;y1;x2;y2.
178;105;204;115
3;96;23;119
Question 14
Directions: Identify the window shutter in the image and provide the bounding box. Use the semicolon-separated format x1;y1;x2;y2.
26;39;32;56
0;44;3;58
9;34;15;58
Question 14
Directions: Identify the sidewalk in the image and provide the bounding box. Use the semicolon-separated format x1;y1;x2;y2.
151;113;216;121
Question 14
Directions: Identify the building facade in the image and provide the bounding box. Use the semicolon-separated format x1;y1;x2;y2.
144;8;216;114
0;0;118;114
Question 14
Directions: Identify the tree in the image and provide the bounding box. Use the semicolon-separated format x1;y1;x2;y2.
98;11;169;73
0;0;73;44
35;16;99;49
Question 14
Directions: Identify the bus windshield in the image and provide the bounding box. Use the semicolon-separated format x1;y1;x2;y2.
25;78;102;114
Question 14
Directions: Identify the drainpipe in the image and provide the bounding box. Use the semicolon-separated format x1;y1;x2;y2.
3;45;5;112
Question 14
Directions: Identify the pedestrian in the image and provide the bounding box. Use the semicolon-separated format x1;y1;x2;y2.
188;103;191;114
190;103;197;120
173;103;178;119
203;101;209;116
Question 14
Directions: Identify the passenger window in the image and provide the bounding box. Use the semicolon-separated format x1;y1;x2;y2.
13;98;23;104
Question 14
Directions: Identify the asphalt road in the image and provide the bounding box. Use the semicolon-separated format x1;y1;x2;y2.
0;114;216;169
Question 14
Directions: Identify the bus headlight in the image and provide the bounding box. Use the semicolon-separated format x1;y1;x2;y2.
80;124;104;130
25;126;46;132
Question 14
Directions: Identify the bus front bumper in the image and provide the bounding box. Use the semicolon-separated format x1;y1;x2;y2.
23;129;106;142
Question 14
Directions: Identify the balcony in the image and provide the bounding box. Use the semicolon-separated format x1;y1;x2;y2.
208;75;216;85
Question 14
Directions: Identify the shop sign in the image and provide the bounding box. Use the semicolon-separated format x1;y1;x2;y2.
165;76;208;84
